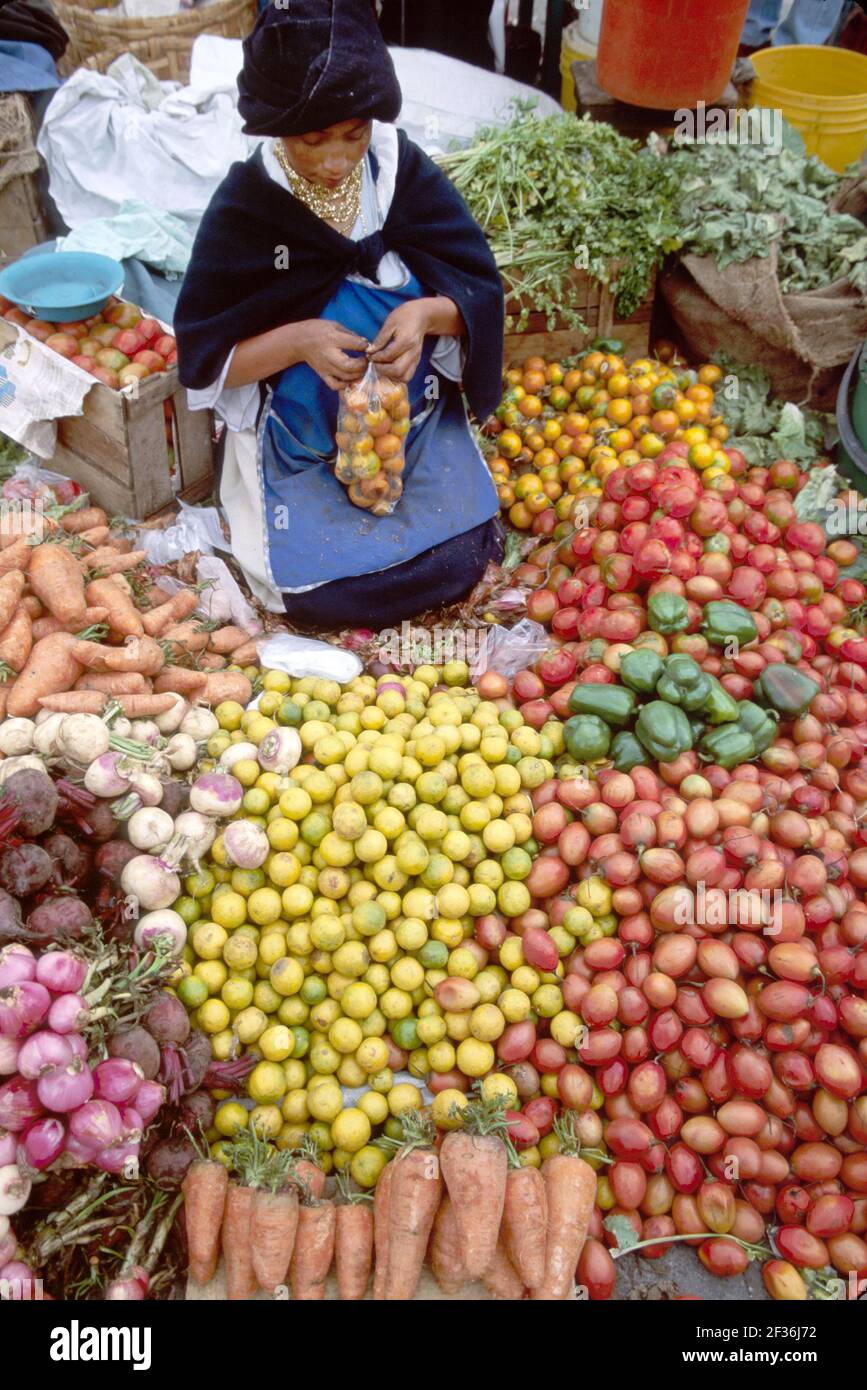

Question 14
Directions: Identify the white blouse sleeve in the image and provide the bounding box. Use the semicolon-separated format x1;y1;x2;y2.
187;346;261;432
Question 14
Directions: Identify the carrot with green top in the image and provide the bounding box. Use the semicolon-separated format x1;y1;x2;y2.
334;1170;374;1301
502;1158;548;1290
532;1111;598;1301
439;1088;511;1280
383;1110;442;1301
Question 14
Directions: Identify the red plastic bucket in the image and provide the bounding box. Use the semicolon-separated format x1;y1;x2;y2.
596;0;751;109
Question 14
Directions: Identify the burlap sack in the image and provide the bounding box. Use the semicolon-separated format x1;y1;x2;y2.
661;235;867;410
0;94;39;196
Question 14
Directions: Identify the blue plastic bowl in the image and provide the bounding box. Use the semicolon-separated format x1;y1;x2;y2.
0;252;125;322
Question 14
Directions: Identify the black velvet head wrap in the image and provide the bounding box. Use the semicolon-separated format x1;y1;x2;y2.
237;0;402;138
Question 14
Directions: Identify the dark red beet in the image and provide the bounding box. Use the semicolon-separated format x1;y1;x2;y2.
43;833;91;887
146;1136;196;1188
178;1089;215;1132
3;770;58;836
108;1026;161;1080
145;993;190;1046
95;841;139;881
0;844;55;896
25;896;91;942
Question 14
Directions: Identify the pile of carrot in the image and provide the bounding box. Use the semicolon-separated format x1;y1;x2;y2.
0;500;259;720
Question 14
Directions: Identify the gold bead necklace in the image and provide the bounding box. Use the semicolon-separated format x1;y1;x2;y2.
273;140;364;235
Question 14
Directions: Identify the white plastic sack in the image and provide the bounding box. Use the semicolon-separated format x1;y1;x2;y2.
0;327;93;458
57;199;193;276
196;555;261;633
470;618;551;681
256;633;363;683
135;501;227;562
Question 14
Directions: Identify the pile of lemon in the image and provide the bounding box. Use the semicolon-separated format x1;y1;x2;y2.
171;664;616;1184
487;348;727;530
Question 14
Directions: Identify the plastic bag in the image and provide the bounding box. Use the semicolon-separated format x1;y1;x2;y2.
469;618;551;681
0;461;84;508
135;502;228;564
196;555;261;633
256;632;363;683
334;362;409;516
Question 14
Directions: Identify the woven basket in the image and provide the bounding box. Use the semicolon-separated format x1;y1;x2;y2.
81;33;198;83
54;0;255;75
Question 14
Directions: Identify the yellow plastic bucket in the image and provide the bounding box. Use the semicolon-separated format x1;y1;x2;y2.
749;45;867;172
560;21;594;112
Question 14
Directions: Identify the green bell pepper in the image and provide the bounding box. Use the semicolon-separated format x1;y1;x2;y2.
635;700;693;762
701;601;758;649
735;700;778;754
756;665;820;718
700;676;740;725
698;724;756;769
620;648;664;695
657;654;712;712
564;714;611;762
610;731;647;773
647;592;689;636
567;683;636;727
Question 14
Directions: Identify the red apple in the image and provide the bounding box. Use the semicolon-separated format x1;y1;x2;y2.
133;349;166;373
137;318;161;345
84;314;103;328
71;354;97;373
113;329;144;356
3;307;29;326
77;337;103;357
118;363;150;389
91;324;119;347
0;296;10;313
45;333;79;358
57;321;87;336
95;347;130;371
153;334;175;358
91;366;120;389
165;349;177;367
25;319;53;341
106;302;141;329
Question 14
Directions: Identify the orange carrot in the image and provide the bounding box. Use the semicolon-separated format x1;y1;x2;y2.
227;640;258;666
502;1163;548;1291
182;1159;229;1285
532;1115;597;1302
429;1194;467;1295
0;513;56;548
0;572;26;633
371;1159;394;1300
142;583;174;609
153;668;207;695
31;616;64;642
0;686;9;718
293;1158;326;1201
482;1235;526;1300
198;672;253;706
208;625;250;655
141;589;199;637
384;1113;442;1300
79;526;110;548
61;506;108;535
21;595;42;619
85;578;143;639
6;632;83;717
223;1183;257;1300
37;692;177;716
289;1201;335;1301
28;543;88;627
0;539;32;575
162;622;209;659
334;1182;374;1301
83;548;147;575
251;1187;299;1294
71;635;164;675
439;1096;509;1281
0;605;32;673
75;671;150;694
198;651;227;670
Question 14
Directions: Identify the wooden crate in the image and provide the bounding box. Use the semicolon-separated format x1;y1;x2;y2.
0;319;213;517
503;267;656;366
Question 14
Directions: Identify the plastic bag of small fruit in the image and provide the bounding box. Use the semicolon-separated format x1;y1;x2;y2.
334;362;410;516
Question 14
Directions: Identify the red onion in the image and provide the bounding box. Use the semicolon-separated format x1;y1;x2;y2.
69;1098;122;1150
0;945;35;990
0;982;50;1038
105;1275;146;1300
93;1058;143;1105
120;1106;143;1136
66;1034;87;1062
18;1116;64;1171
35;951;87;995
94;1141;138;1175
0;1165;31;1216
63;1133;98;1163
0;1037;20;1077
0;1232;15;1265
0;1077;42;1131
132;1079;164;1125
17;1031;73;1080
36;1059;93;1113
47;993;89;1034
0;1132;16;1165
0;1260;35;1296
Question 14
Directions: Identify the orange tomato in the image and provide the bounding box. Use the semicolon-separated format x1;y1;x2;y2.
651;410;679;437
698;364;722;386
546;362;565;385
638;432;664;458
687;442;715;469
563;370;582;395
534;447;559;470
554;435;574;458
514;472;542;500
606;398;633;426
498;430;522;458
549;386;570;412
608;427;634;453
573;433;594;459
519;394;543;419
686;383;713;404
522;369;546;394
523;355;547;373
542;419;562;442
508;500;533;529
562;412;590;437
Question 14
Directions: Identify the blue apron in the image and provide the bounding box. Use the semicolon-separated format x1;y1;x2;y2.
258;271;499;591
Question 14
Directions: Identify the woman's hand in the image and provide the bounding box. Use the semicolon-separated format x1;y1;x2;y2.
367;300;432;383
298;320;369;391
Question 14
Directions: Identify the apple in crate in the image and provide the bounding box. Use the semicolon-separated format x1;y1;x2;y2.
57;321;88;336
91;323;119;347
25;319;53;341
114;329;144;356
3;307;28;326
71;355;97;373
153;333;176;359
118;363;150;388
95;347;130;371
78;336;103;357
137;318;161;345
106;302;141;329
92;366;120;389
133;349;166;373
45;333;79;358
